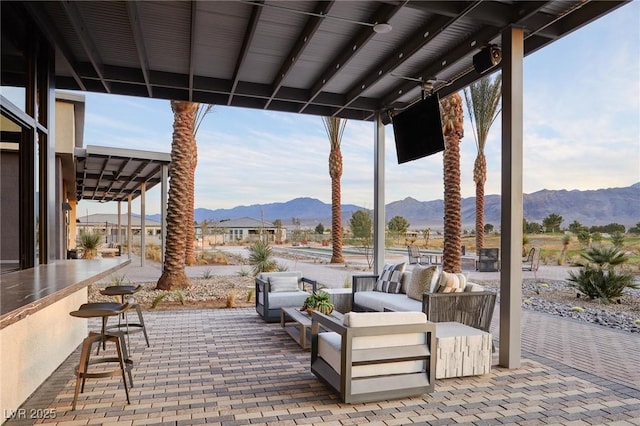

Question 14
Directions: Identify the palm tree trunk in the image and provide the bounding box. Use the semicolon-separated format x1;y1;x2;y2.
474;153;486;251
184;141;197;266
330;147;344;263
441;93;464;273
157;100;198;290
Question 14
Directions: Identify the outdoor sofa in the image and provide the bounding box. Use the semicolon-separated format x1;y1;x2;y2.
351;263;497;334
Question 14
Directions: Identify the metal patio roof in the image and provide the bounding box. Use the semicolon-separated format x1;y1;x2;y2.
75;145;170;203
23;1;628;124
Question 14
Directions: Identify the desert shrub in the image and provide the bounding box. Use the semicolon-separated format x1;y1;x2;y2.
146;242;162;261
248;240;276;276
567;246;638;303
79;232;102;259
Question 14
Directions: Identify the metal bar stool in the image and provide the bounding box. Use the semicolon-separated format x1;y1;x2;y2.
100;285;150;348
69;303;133;410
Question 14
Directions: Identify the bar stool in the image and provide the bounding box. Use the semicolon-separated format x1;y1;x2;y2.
69;303;133;410
100;285;150;348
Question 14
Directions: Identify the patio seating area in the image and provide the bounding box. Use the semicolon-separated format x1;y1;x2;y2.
8;306;640;425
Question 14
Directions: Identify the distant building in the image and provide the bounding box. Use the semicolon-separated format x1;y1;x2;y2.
76;214;162;244
199;217;284;244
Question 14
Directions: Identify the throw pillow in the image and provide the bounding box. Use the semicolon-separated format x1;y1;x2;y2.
406;265;438;301
436;271;466;293
375;263;406;293
269;276;299;292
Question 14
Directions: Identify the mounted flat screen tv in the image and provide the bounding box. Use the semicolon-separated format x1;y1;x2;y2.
392;94;445;164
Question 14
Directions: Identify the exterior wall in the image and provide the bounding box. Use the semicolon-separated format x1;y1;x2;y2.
55;101;75;155
0;288;87;415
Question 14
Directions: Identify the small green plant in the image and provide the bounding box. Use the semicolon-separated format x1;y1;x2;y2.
570;306;585;313
110;274;130;286
237;267;250;277
248;240;276;276
202;269;213;279
151;290;185;309
79;231;102;259
301;290;333;314
567;246;638;303
246;287;255;302
343;275;352;288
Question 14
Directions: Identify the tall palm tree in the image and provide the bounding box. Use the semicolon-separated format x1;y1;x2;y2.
157;100;199;290
184;104;213;265
440;93;464;273
463;74;502;252
322;116;347;264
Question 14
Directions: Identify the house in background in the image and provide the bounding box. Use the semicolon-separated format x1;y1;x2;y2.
76;213;162;245
206;217;284;244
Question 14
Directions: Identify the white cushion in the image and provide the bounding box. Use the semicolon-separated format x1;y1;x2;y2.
353;291;422;312
259;291;307;309
318;331;425;378
268;276;299;292
436;271;466;293
343;311;426;327
464;283;485;292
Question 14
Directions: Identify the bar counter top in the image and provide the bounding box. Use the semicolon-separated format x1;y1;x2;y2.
0;257;131;330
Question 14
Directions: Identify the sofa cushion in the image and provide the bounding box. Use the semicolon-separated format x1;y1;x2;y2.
375;263;406;293
406;265;439;301
268;275;299;292
354;291;422;312
436;271;466;293
464;283;485;292
258;291;308;309
343;311;427;327
318;332;424;378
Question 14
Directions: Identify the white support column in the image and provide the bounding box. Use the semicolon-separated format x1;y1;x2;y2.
117;201;121;244
140;182;146;267
373;112;386;274
499;26;524;368
161;163;168;267
127;195;132;259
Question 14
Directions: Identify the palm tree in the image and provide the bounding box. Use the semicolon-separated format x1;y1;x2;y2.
184;104;213;266
322;116;347;264
463;74;502;252
440;93;464;273
157;100;199;290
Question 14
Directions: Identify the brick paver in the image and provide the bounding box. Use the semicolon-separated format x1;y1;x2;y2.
5;307;639;426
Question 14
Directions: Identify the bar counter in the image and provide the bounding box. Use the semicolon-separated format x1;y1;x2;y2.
0;257;130;414
0;257;130;330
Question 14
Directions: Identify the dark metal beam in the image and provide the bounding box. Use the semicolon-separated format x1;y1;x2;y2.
59;1;111;93
23;2;86;91
127;2;153;97
333;1;483;116
188;1;199;102
298;2;404;113
265;1;335;109
228;1;264;106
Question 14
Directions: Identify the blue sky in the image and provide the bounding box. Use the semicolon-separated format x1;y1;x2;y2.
78;2;639;217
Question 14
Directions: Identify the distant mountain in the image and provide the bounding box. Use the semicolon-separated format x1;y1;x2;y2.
148;184;640;230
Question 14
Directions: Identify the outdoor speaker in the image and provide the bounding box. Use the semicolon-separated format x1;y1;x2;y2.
473;45;502;74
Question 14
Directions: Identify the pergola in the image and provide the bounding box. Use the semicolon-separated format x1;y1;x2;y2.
75;145;171;265
22;0;630;368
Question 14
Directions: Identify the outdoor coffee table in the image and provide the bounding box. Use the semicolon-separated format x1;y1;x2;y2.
280;307;343;350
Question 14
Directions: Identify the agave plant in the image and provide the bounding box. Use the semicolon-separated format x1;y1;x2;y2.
301;290;334;315
248;240;276;276
79;231;102;259
567;246;637;303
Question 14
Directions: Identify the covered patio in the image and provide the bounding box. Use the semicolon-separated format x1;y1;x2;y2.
7;306;640;425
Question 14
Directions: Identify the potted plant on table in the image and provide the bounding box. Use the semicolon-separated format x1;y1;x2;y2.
301;290;334;315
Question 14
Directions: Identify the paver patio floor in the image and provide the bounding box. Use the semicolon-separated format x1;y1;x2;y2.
6;308;640;426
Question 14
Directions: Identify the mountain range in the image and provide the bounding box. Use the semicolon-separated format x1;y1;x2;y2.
149;183;640;230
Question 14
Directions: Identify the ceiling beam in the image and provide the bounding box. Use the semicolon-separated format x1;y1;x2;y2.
265;1;335;109
188;1;199;102
298;2;404;113
126;2;153;97
22;3;86;91
379;1;554;110
333;1;483;116
59;1;111;93
228;1;264;106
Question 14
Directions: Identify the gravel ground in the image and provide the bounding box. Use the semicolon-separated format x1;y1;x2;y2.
89;274;640;333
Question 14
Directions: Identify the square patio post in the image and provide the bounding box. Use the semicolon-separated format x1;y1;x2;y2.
500;26;524;368
373;112;386;275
